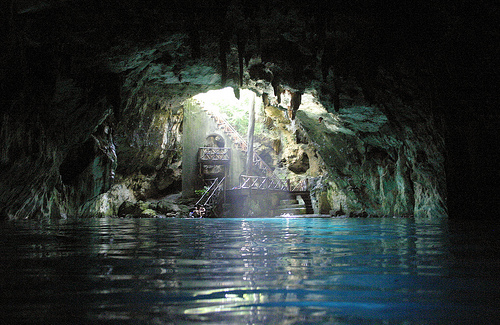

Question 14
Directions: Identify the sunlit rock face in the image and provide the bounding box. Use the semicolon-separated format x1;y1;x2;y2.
296;100;446;217
245;81;446;217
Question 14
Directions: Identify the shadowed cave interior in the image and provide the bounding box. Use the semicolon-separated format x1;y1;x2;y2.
1;2;499;324
0;0;498;220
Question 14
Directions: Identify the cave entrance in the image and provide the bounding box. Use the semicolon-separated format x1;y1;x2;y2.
183;87;316;217
192;87;264;137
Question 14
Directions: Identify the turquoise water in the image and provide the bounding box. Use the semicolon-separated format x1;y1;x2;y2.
1;217;498;324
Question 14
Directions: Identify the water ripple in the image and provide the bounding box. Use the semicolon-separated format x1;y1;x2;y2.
1;217;498;324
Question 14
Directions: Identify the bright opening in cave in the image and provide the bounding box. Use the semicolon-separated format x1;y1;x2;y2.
193;87;265;136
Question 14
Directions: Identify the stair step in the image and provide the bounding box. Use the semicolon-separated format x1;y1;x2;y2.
276;207;307;214
279;204;306;209
280;199;298;205
202;108;277;184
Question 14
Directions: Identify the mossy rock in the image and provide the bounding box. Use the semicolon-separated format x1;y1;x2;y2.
153;200;179;214
140;209;159;218
118;200;154;217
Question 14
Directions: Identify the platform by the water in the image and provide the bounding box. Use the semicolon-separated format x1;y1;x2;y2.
274;214;332;218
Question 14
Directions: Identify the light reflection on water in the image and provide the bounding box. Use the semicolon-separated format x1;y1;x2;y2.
0;217;498;324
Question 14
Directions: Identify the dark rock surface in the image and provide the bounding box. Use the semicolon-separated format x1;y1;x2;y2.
1;0;497;220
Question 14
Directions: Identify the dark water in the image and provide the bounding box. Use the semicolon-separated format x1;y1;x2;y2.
1;217;498;324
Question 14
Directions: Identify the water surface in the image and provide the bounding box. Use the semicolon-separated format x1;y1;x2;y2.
1;217;498;324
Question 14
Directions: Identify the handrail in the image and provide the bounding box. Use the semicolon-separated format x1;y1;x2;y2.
208;113;248;151
291;178;309;191
201;106;285;188
205;177;225;208
198;147;231;162
252;153;275;177
195;177;219;207
195;177;226;209
239;175;288;191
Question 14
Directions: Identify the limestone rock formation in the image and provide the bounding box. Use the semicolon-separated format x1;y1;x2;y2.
286;148;310;174
0;1;497;220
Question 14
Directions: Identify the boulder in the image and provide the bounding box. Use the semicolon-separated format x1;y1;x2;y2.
118;201;154;218
287;149;310;174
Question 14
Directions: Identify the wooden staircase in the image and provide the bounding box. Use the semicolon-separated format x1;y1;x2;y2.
201;107;248;151
273;192;314;216
274;198;307;215
198;102;315;216
195;177;226;217
200;105;285;185
291;191;314;214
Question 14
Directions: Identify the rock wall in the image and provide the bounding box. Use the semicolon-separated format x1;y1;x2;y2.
245;80;446;218
0;67;117;219
296;103;446;218
1;2;122;219
1;1;496;219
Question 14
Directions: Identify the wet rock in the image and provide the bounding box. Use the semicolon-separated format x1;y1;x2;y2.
296;95;446;218
140;209;159;218
153;199;186;216
79;184;136;217
349;211;369;218
118;201;153;218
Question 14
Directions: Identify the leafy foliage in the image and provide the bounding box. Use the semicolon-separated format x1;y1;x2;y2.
196;88;264;137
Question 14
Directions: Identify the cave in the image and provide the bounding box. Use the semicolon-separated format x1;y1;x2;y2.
1;0;498;221
0;0;498;323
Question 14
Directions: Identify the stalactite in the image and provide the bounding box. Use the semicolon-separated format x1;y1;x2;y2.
332;72;341;112
255;25;261;57
289;91;302;120
262;93;269;106
219;33;229;86
245;93;256;175
272;139;281;154
271;78;281;104
237;33;245;87
189;29;201;59
320;34;342;112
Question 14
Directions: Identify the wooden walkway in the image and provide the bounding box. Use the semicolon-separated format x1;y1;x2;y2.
198;147;231;164
195;104;314;217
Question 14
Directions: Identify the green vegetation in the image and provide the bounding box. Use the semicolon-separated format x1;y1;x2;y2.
195;186;209;197
195;88;264;137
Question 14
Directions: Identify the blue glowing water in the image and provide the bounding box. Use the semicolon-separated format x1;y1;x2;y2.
0;217;498;324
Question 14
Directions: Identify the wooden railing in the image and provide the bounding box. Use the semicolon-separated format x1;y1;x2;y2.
239;175;288;191
200;105;284;187
252;152;274;176
198;147;231;163
196;177;220;207
291;178;309;191
204;177;225;208
203;111;248;151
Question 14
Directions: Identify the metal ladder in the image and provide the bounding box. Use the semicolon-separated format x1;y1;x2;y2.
195;177;226;217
